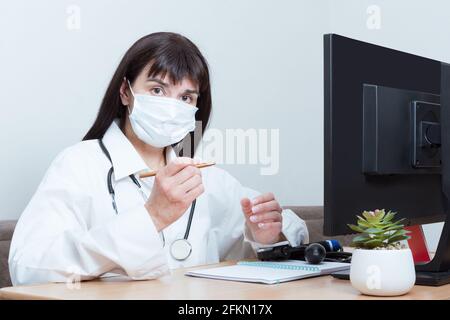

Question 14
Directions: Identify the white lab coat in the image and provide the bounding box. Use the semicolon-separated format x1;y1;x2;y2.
9;120;308;286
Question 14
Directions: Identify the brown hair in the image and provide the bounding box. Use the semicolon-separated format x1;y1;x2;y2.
83;32;212;155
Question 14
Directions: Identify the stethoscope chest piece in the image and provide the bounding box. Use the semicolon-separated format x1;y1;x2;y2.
170;239;192;261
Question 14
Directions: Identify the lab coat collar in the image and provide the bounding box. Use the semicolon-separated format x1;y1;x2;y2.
102;120;177;181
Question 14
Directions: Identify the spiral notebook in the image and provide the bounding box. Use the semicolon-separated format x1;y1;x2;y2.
185;260;350;284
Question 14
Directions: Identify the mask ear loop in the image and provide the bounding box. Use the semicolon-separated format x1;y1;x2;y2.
125;77;135;115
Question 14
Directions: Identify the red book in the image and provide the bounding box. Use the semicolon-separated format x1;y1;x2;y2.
405;225;431;264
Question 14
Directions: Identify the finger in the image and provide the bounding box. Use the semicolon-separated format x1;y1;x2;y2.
251;200;282;214
171;165;201;185
240;198;253;216
163;157;196;176
251;192;275;206
249;211;282;224
257;221;282;230
179;174;202;194
185;183;205;203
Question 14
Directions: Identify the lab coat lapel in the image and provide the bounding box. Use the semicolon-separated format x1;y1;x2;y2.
101;120;149;181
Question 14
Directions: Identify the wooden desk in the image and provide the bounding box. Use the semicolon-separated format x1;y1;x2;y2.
1;261;449;300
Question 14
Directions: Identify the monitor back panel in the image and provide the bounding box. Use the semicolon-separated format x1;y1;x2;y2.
324;34;444;236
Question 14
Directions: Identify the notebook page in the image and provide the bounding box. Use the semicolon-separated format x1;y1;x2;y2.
185;260;350;284
237;260;350;274
186;264;319;284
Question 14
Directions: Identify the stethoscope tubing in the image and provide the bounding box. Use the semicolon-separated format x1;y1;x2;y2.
98;139;195;242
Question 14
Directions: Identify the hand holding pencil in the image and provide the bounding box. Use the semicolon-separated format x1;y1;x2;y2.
143;157;213;231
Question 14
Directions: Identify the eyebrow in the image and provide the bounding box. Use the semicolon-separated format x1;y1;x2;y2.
146;77;169;87
182;89;200;97
147;77;200;96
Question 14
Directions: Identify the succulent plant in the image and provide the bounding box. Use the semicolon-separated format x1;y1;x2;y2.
347;209;411;249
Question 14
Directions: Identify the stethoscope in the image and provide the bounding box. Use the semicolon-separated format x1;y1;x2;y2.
98;139;195;261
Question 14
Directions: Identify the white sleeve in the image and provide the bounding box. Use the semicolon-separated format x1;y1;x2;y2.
9;149;169;286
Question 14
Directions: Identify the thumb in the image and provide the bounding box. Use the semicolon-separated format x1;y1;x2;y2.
240;198;253;216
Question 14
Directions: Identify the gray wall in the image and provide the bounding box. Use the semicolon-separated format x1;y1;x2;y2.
0;0;329;220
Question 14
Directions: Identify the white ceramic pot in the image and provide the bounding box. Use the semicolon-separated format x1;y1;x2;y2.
350;248;416;296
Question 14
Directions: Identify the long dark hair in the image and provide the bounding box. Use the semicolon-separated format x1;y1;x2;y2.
83;32;212;156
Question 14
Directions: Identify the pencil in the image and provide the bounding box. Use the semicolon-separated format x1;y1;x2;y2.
139;161;216;178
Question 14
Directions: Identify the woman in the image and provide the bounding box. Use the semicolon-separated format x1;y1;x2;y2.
9;32;308;285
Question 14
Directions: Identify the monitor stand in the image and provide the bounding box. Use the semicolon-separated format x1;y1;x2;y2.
418;63;450;286
415;270;450;286
415;213;450;286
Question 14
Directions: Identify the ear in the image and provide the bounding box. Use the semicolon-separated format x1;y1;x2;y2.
119;79;131;106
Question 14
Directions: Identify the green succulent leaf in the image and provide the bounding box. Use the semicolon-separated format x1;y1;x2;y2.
356;216;372;228
374;209;386;219
387;235;411;244
348;209;409;249
388;229;409;238
362;239;384;249
363;227;386;234
362;210;384;223
382;211;396;222
381;224;404;231
352;234;371;243
362;211;378;222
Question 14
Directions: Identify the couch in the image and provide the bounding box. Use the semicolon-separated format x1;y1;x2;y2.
0;206;353;288
0;220;16;289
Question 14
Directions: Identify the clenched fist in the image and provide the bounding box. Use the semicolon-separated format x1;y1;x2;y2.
145;157;204;231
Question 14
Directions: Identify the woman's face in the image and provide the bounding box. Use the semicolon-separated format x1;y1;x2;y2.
120;63;200;109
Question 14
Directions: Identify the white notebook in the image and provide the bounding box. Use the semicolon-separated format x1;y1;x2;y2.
185;260;350;285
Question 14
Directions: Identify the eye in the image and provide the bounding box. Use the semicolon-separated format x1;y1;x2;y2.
181;95;193;104
150;87;164;96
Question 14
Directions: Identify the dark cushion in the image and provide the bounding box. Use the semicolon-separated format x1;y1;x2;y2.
283;206;354;247
0;220;16;288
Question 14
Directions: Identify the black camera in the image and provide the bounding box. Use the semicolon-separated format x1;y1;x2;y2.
256;240;352;265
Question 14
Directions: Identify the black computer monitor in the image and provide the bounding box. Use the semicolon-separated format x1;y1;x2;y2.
324;34;450;285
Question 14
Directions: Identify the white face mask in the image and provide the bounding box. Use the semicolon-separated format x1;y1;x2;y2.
127;80;198;148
